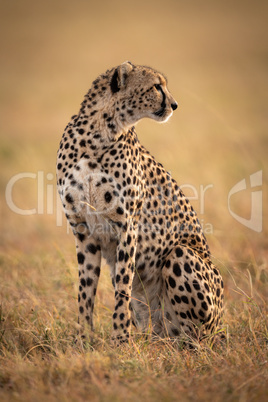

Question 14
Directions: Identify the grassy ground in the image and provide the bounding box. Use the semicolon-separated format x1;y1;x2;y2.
0;248;267;401
0;1;267;401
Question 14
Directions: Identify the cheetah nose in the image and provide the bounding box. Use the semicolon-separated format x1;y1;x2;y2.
171;102;178;111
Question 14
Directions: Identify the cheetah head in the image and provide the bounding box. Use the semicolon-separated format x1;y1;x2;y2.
110;62;178;127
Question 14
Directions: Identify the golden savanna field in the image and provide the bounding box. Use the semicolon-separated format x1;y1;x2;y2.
0;0;267;400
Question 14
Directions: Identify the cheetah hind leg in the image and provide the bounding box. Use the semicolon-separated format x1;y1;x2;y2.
162;245;221;343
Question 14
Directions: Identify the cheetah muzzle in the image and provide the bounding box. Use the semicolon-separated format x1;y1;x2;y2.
57;61;224;345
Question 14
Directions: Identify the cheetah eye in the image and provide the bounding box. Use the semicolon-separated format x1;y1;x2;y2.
154;84;162;92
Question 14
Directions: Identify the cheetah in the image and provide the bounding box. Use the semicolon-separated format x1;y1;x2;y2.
57;61;224;345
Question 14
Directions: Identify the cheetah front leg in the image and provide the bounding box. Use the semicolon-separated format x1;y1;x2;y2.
111;227;137;345
74;232;101;338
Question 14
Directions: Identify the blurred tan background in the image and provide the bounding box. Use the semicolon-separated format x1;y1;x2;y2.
0;0;267;274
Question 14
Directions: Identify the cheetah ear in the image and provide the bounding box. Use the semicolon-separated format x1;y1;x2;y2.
110;61;133;93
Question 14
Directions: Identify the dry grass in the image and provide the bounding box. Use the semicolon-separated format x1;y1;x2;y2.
0;0;268;401
0;249;267;401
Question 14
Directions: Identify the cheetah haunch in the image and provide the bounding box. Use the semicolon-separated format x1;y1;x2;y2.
57;62;224;344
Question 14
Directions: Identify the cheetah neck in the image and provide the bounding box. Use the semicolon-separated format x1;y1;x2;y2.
69;108;134;160
69;91;136;158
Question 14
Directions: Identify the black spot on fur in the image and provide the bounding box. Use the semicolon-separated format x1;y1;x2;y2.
173;263;181;277
77;233;85;242
95;267;100;277
185;282;192;293
118;250;124;261
197;292;204;300
123;275;130;284
168;276;176;288
104;191;112;203
65;193;74;204
181;295;189;304
175;247;183;258
174;295;181;303
77;252;85;264
116;207;124;215
86;243;98;254
184;263;192;274
80;278;86;287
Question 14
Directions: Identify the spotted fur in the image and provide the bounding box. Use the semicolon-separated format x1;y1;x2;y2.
57;62;224;344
